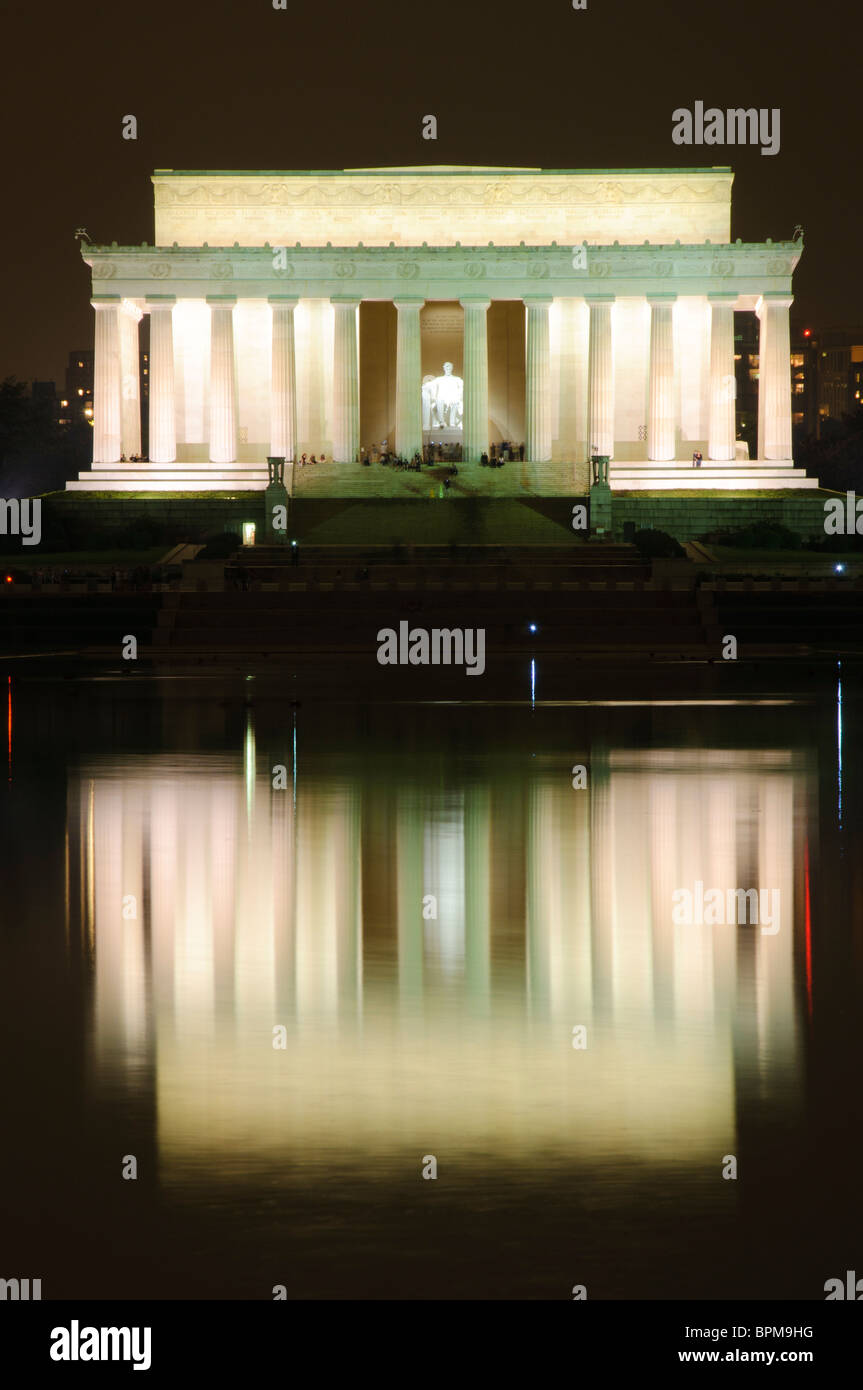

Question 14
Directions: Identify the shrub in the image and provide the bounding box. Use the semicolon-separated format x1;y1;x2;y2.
698;521;802;551
195;530;242;560
631;528;685;558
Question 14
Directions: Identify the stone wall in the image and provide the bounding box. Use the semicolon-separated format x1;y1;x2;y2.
611;495;831;540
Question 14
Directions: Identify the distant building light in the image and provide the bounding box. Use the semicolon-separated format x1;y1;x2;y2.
60;398;68;406
77;388;84;396
803;329;811;337
84;406;93;417
835;563;846;574
78;360;83;367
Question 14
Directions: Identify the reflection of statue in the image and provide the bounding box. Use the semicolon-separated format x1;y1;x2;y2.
423;362;464;430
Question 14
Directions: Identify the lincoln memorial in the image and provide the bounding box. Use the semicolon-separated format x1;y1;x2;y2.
67;165;811;493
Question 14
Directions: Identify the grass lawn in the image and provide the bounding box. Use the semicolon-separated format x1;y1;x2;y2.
615;488;834;499
295;499;575;546
39;490;261;500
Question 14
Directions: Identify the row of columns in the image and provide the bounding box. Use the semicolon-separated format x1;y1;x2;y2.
92;291;794;467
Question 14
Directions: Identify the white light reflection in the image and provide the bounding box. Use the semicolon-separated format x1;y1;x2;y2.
67;738;811;1176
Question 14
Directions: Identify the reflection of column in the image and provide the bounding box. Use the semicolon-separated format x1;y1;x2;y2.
92;298;122;464
525;296;552;463
269;296;298;462
208;297;237;464
526;780;592;1019
394;298;424;458
332;297;360;462
120;299;142;460
757;293;793;461
586;296;614;459
708;293;736;461
464;785;491;1010
146;297;176;464
397;790;424;1002
647;294;676;462
461;297;490;462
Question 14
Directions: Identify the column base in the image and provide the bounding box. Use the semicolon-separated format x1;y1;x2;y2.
589;480;613;535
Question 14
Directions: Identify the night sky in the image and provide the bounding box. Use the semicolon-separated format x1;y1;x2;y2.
2;0;858;384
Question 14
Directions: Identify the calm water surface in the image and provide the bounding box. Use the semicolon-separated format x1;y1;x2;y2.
1;664;861;1299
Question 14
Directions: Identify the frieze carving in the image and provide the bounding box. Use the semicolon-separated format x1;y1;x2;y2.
334;261;355;277
147;262;172;278
651;261;673;277
766;258;792;276
91;263;116;279
272;264;294;278
159;177;729;208
712;260;734;276
589;261;612;277
397;262;419;278
210;262;234;279
526;261;548;278
464;262;486;278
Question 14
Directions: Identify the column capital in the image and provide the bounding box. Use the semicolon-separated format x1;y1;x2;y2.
756;292;794;314
707;291;738;303
459;296;491;309
392;297;426;310
206;295;237;306
523;294;553;306
91;296;121;306
145;294;176;306
584;293;616;304
268;294;299;307
330;295;361;307
646;293;678;304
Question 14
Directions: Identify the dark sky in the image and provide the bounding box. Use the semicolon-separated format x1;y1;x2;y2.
2;0;858;383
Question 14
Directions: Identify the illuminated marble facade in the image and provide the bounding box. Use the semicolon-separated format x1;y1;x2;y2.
66;166;811;492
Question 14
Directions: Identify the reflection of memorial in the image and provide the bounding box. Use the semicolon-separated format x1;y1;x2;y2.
66;727;809;1175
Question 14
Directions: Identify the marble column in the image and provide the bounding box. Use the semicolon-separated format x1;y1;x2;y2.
208;297;237;465
586;296;615;459
332;298;360;463
647;294;676;462
707;293;737;461
146;297;176;465
460;297;490;463
394;298;424;459
757;293;793;461
119;299;142;460
269;296;298;462
525;296;552;463
92;298;122;464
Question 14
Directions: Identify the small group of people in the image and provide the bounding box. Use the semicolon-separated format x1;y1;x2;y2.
691;451;703;468
119;453;148;463
297;453;326;467
379;452;424;471
479;453;506;468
